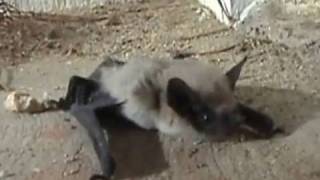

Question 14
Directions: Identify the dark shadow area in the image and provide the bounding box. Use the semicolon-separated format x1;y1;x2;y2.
235;85;320;136
108;128;168;179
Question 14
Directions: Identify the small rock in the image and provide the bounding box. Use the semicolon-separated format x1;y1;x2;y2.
188;148;199;158
0;170;14;178
195;8;202;14
69;166;80;175
64;155;79;164
32;168;41;173
65;47;78;56
196;163;208;169
63;164;81;176
0;171;4;178
54;86;64;90
169;50;194;59
42;91;49;100
4;91;59;113
193;138;205;146
4;91;43;113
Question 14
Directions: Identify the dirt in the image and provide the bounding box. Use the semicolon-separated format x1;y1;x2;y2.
0;0;320;180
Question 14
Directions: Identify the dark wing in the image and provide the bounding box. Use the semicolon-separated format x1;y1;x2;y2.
60;75;117;180
70;103;116;180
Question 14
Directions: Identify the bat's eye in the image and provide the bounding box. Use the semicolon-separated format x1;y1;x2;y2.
202;114;208;121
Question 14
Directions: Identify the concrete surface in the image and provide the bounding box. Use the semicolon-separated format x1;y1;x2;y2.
0;0;320;179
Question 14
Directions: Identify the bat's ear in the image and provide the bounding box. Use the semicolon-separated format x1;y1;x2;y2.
225;56;247;91
167;77;198;117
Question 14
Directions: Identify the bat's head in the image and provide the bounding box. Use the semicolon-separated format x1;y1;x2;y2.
166;57;248;137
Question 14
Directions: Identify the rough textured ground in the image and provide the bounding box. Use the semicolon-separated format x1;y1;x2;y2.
0;0;320;179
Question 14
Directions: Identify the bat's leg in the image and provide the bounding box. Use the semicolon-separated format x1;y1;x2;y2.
238;103;284;138
59;75;98;110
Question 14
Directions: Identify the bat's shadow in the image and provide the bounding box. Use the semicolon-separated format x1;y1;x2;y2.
108;128;168;179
